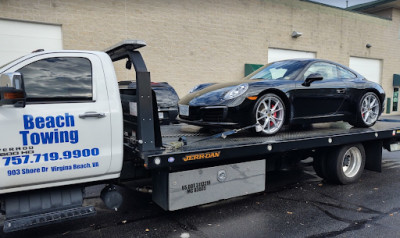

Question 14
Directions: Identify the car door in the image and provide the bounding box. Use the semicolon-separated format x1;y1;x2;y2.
0;52;112;190
292;62;347;119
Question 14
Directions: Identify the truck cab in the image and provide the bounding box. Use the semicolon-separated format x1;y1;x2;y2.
0;50;124;194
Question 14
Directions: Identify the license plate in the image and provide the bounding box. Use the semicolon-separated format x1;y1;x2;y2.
179;104;189;116
158;112;164;119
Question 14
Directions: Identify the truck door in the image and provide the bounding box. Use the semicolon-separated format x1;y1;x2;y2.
0;52;114;191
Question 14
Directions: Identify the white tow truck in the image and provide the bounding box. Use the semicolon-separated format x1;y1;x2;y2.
0;40;400;233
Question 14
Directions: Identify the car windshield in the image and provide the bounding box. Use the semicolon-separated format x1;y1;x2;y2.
246;60;308;80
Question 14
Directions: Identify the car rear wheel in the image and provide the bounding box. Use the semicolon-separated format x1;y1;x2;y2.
253;93;285;135
350;92;380;127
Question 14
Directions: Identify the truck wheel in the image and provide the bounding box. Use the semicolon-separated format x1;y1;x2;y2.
252;93;285;135
326;143;365;184
350;92;380;128
313;153;329;180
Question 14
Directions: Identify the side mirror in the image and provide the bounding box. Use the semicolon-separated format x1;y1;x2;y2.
302;73;323;87
0;72;26;107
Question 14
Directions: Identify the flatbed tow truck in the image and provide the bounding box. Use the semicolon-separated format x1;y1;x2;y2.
0;40;399;233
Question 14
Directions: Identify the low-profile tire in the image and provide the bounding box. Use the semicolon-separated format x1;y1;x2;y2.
252;93;286;135
325;143;366;185
350;92;381;128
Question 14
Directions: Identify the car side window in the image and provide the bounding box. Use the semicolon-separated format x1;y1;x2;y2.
18;57;93;102
337;66;357;79
304;62;338;80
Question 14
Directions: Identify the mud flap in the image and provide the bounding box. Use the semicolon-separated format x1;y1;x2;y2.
363;140;382;172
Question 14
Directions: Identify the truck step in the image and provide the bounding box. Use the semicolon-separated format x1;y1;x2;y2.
3;206;96;233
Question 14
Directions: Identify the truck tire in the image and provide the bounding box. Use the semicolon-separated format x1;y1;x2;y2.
313;153;329;180
325;143;366;184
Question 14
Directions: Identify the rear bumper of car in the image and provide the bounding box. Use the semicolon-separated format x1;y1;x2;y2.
158;107;178;124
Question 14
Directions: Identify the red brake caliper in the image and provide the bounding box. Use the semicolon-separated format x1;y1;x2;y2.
362;100;367;118
270;104;275;126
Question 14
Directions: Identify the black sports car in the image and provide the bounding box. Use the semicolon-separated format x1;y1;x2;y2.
178;59;385;135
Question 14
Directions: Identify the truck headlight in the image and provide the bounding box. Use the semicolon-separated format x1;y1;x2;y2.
224;83;249;100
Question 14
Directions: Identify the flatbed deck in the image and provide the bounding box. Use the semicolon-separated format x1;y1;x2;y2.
141;119;400;169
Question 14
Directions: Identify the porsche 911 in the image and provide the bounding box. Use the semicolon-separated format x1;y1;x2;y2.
178;59;385;135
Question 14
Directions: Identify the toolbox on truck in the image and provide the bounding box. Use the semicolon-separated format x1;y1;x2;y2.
152;160;266;210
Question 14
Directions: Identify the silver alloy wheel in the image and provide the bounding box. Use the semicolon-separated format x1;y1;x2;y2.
256;95;285;134
361;94;380;126
342;147;362;178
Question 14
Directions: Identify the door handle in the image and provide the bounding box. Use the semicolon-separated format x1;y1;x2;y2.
336;89;346;94
79;111;106;119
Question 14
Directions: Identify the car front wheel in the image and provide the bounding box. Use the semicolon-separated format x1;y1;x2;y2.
252;93;285;135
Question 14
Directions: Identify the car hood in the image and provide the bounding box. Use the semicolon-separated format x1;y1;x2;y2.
179;81;243;105
179;79;289;106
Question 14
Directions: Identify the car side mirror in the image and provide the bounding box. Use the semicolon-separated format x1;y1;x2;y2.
302;73;323;87
0;72;26;108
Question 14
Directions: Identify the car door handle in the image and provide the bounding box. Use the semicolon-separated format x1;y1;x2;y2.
336;89;346;94
79;111;106;119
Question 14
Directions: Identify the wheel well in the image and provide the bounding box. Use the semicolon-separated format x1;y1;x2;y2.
257;89;291;124
365;89;381;99
365;89;384;113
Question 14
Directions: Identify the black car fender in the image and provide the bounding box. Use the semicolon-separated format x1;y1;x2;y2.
250;88;292;125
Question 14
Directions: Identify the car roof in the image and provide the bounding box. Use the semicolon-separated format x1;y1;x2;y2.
276;58;353;66
272;58;362;78
275;58;330;63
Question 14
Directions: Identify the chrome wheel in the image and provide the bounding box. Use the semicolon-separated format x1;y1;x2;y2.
342;147;362;178
361;93;379;126
255;94;285;135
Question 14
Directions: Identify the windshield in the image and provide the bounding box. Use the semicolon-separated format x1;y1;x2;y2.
246;60;308;80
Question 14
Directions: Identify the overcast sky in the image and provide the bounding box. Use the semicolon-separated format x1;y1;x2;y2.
309;0;377;8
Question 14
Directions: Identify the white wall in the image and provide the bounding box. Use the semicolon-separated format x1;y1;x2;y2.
268;48;316;63
0;19;62;66
349;57;382;84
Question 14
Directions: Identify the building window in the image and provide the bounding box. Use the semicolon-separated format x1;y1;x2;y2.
18;57;92;102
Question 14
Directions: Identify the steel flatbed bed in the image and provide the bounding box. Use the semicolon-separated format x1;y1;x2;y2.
140;119;400;169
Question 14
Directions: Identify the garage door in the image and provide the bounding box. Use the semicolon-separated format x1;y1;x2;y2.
268;48;315;63
349;57;382;84
0;19;62;65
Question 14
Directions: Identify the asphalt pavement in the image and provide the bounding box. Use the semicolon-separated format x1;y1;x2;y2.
1;149;400;238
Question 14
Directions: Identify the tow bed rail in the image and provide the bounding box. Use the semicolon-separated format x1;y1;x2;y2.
140;120;400;169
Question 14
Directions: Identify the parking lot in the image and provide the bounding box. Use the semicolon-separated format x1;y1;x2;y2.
1;150;399;238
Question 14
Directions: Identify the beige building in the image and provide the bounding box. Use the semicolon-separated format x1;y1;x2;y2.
1;0;400;114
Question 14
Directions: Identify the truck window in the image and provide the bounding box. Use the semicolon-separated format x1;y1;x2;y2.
18;57;93;102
